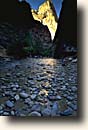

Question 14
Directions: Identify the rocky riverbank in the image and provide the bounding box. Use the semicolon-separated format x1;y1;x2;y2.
0;57;77;116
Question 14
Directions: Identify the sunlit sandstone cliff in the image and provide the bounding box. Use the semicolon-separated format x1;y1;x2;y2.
31;0;58;40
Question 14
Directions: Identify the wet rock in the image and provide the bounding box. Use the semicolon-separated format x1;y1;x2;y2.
48;95;56;101
60;86;67;91
63;94;68;98
4;91;10;96
27;80;35;85
56;95;62;100
67;96;74;101
65;83;69;86
46;70;53;74
24;98;31;104
3;112;10;116
68;103;77;111
11;84;19;88
27;77;33;80
37;77;46;81
16;73;21;77
20;92;29;98
0;106;3;111
51;102;59;116
48;95;61;101
60;107;73;116
29;101;34;107
68;57;73;61
31;94;37;100
32;87;38;91
0;57;77;116
0;110;3;114
6;73;11;77
11;111;15;116
57;77;64;81
14;95;20;101
42;108;51;116
2;93;5;97
71;86;77;92
20;114;25;116
12;88;17;91
6;100;14;108
31;104;41;112
1;86;7;89
72;58;77;63
29;111;41;116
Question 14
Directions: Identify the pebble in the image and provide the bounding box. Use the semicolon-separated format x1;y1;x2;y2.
32;87;38;91
6;73;11;77
24;98;31;104
5;91;10;96
27;77;33;80
72;59;77;63
11;84;19;88
60;86;67;91
20;114;25;116
48;95;61;101
31;94;37;100
0;57;77;116
15;84;19;88
37;77;46;81
63;94;68;98
16;73;21;77
1;86;6;89
68;57;73;61
56;95;62;100
3;112;10;116
0;106;3;111
12;88;17;91
11;111;15;116
6;100;14;108
14;95;20;101
46;70;53;74
31;104;41;112
67;96;74;101
51;102;59;116
0;111;3;114
60;107;73;116
68;103;77;111
27;80;35;85
42;108;51;116
20;92;29;98
71;86;77;92
29;111;41;117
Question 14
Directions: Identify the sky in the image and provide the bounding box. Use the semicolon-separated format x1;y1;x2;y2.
19;0;63;17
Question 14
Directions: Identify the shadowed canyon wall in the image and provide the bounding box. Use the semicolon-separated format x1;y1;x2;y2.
54;0;77;58
0;0;34;27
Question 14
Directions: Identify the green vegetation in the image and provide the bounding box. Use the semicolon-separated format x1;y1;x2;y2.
7;31;53;58
23;32;43;56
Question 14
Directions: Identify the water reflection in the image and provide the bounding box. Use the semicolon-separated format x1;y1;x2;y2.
41;58;57;66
